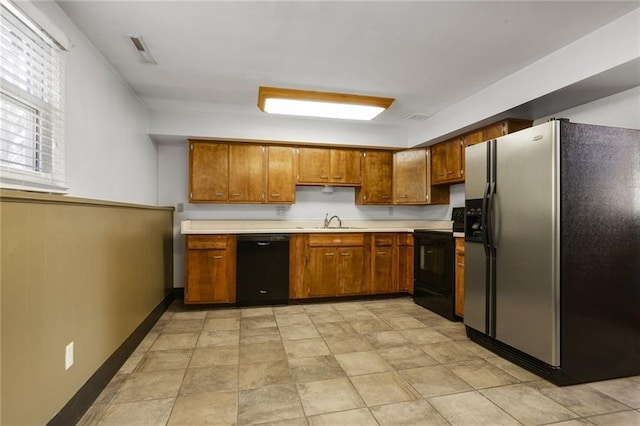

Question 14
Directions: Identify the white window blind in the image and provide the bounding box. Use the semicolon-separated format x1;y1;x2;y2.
0;0;66;192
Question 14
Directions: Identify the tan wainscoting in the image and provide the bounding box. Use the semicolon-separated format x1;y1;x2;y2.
0;189;174;425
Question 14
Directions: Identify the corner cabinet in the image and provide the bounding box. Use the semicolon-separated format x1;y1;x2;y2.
355;150;393;205
296;147;362;186
431;119;533;186
393;149;449;205
184;235;236;304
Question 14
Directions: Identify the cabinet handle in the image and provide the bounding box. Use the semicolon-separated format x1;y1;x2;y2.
271;193;280;197
213;255;223;259
325;252;335;256
438;172;445;176
377;251;387;255
231;193;241;197
457;263;465;267
447;171;454;174
341;252;350;256
320;175;329;179
332;175;343;179
215;192;225;197
399;195;408;198
381;195;390;199
332;239;342;243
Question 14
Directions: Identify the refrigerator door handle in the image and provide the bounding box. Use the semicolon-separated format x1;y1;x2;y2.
481;182;490;256
487;182;496;250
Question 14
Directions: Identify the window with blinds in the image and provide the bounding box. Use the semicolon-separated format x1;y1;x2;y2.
0;0;66;191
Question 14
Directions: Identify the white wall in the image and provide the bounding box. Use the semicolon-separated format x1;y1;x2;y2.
533;86;640;129
409;8;640;146
34;2;158;205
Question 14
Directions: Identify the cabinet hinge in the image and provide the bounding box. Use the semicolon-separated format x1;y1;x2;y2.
190;144;193;150
363;152;367;157
190;192;192;198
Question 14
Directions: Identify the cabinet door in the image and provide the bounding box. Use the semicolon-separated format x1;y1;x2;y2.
371;240;395;294
228;144;265;202
357;150;393;204
185;249;231;303
393;149;427;204
190;142;228;202
455;237;465;317
431;142;449;184
330;149;361;185
305;247;338;297
397;234;414;293
445;139;463;181
338;247;365;295
267;146;295;203
297;147;331;184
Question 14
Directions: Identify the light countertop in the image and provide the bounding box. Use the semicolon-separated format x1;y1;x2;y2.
181;219;455;235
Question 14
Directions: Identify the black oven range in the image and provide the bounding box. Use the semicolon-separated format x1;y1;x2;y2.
412;229;456;321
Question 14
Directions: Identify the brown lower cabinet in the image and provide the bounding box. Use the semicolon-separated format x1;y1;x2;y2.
289;232;415;300
303;234;366;297
186;232;416;304
370;234;396;294
397;233;414;293
184;235;236;304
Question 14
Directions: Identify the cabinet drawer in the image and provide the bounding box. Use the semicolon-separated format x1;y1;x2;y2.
308;233;365;247
397;234;414;246
374;235;394;246
187;235;229;249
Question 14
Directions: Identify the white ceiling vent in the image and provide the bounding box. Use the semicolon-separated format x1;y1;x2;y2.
129;35;156;65
404;113;431;122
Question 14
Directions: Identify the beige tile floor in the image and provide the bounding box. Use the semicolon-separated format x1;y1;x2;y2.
79;297;640;426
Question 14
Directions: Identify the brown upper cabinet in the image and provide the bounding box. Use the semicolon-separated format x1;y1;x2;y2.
393;149;449;205
190;141;296;204
190;141;264;203
355;150;393;205
266;146;296;203
297;147;362;185
228;144;265;202
190;142;229;202
431;119;532;186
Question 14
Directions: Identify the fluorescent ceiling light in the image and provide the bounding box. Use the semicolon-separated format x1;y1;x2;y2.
258;86;394;121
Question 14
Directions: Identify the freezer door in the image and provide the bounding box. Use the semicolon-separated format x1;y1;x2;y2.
493;121;560;366
465;141;488;200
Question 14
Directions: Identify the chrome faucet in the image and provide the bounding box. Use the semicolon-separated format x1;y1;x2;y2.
324;213;342;228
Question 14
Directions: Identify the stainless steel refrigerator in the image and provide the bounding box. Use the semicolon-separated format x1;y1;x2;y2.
464;119;639;385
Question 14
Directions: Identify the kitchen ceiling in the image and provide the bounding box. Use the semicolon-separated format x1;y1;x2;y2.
56;1;638;129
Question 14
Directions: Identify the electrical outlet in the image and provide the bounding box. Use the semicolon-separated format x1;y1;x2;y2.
275;206;286;216
65;342;74;370
388;206;394;216
176;202;184;212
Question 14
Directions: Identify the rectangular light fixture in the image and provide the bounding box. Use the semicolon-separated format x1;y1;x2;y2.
258;86;394;121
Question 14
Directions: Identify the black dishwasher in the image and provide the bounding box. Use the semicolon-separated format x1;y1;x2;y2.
236;234;289;306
